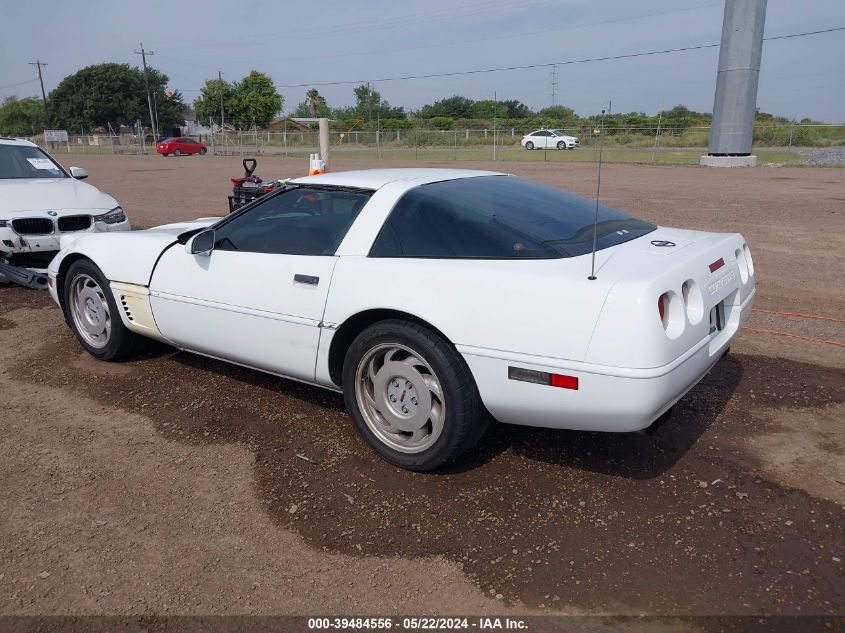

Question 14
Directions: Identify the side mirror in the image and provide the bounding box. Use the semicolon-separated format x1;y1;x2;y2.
69;166;88;179
187;228;215;256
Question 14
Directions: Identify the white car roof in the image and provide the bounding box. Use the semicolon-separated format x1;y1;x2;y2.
0;137;37;147
291;168;506;190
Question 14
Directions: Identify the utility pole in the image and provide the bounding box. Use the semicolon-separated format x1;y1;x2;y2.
550;65;558;107
367;81;373;125
133;43;158;147
493;90;497;161
218;70;225;131
28;59;50;127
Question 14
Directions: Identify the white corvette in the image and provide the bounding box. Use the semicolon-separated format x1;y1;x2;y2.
47;168;755;470
0;137;130;288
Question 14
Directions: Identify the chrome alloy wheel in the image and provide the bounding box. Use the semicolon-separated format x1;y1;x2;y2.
354;343;445;454
69;273;112;348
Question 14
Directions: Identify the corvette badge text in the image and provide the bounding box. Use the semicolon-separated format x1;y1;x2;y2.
708;270;737;295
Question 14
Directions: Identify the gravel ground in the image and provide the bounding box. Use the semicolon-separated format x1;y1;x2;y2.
0;155;843;618
800;146;845;166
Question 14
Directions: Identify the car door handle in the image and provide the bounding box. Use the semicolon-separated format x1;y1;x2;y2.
294;274;319;286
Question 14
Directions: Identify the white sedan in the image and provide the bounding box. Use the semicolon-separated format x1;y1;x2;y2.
0;137;130;288
47;169;755;470
521;129;579;150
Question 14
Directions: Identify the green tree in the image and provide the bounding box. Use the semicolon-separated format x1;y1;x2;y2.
471;99;508;119
657;104;707;131
228;71;282;128
351;84;404;122
305;88;327;117
536;105;576;123
500;99;531;118
194;78;233;126
0;96;45;135
418;95;475;119
147;68;185;131
48;63;183;132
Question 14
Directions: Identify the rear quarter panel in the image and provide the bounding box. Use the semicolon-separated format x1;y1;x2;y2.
322;255;616;362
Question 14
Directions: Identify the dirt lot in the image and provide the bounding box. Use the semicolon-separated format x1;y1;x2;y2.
1;154;843;618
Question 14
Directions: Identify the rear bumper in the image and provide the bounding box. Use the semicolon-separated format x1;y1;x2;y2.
460;288;754;432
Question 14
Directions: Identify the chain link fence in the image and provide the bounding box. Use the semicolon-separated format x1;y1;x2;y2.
28;123;845;166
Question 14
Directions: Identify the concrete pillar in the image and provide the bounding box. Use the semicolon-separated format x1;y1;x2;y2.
318;117;329;170
701;0;767;167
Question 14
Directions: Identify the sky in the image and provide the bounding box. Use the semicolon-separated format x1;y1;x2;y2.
1;0;843;122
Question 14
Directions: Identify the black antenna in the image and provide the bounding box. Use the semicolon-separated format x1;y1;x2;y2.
588;107;607;281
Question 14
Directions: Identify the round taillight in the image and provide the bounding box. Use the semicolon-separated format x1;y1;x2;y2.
743;243;754;277
658;293;668;327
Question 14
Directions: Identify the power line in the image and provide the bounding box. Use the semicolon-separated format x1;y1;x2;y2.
167;2;723;68
0;77;38;91
166;0;561;50
275;26;845;88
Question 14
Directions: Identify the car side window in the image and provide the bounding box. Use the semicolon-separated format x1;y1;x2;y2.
213;187;373;256
369;176;655;259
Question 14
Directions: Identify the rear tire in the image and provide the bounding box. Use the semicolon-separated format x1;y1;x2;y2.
342;319;487;471
174;149;181;157
199;148;207;155
63;259;145;361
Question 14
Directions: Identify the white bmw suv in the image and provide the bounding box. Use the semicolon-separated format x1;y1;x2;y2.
521;129;580;150
0;137;130;288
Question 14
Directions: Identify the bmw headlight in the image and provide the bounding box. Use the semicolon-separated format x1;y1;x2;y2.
93;207;126;225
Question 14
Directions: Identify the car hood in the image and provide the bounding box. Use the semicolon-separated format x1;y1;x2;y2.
0;177;118;216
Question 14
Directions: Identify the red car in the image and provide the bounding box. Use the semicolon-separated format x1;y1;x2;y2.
156;137;207;157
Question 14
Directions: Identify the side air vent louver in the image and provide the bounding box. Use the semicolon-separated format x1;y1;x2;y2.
120;295;134;321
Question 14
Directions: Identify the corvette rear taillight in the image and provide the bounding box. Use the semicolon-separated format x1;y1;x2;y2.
658;293;668;328
743;243;754;277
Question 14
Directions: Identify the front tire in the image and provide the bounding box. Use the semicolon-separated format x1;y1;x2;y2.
557;141;567;150
63;259;145;361
525;141;534;150
342;320;487;471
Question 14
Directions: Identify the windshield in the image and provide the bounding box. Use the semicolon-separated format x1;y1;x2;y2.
0;145;66;179
370;175;656;259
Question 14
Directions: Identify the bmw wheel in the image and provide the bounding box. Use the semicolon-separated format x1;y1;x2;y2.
64;259;145;361
525;141;534;150
342;319;487;471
